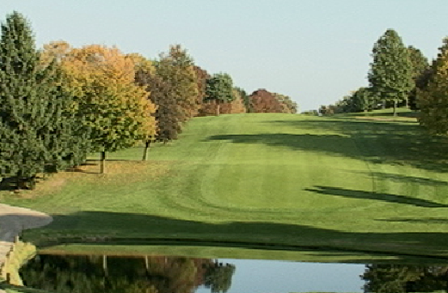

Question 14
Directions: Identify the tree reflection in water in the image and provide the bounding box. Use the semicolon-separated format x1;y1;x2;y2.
361;264;448;293
19;254;235;293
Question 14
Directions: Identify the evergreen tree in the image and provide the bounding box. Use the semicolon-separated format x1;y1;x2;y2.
368;29;414;115
0;12;90;188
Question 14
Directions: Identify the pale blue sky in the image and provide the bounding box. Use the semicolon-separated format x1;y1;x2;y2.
1;0;448;111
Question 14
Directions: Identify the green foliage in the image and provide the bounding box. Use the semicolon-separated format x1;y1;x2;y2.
418;38;448;135
0;12;90;187
407;46;430;110
362;264;448;293
368;29;414;115
205;73;235;115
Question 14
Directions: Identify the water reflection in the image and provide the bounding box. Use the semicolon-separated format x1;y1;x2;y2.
20;254;235;293
19;254;448;293
361;264;448;293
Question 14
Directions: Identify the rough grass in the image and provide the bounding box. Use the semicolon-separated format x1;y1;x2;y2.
3;112;448;262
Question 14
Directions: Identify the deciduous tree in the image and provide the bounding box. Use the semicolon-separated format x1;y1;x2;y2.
249;89;283;113
418;38;448;135
407;46;429;110
368;29;413;115
62;45;157;173
204;73;235;116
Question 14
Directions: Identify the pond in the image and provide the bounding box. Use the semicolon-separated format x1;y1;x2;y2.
19;253;448;293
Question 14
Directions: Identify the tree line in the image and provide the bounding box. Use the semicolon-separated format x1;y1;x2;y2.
317;27;448;139
0;11;298;188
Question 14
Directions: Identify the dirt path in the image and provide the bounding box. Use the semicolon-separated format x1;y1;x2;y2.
0;203;52;290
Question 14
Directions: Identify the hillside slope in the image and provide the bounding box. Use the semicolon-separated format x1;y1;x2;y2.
3;113;448;261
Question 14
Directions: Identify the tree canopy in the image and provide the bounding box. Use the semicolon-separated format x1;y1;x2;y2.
368;29;414;115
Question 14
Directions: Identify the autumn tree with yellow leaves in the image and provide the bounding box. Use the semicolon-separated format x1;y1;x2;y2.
52;44;157;173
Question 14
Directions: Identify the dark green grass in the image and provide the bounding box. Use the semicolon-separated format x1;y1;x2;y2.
3;113;448;262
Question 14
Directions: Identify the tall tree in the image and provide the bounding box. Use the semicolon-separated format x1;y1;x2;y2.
61;45;157;173
0;12;90;188
193;65;210;116
135;46;198;159
159;45;199;121
418;38;448;135
204;73;235;116
407;46;429;110
368;29;413;116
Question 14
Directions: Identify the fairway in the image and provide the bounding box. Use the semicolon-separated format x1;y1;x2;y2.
4;113;448;261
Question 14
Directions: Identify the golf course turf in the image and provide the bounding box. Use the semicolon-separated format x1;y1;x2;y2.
2;112;448;262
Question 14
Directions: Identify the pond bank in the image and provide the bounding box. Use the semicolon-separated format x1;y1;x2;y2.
0;204;52;291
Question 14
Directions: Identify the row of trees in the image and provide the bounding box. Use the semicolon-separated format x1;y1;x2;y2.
318;28;448;138
0;12;298;188
319;29;429;116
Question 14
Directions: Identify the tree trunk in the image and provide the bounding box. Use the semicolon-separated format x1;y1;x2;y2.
103;255;108;276
142;140;151;161
216;100;221;116
393;100;397;116
100;150;106;174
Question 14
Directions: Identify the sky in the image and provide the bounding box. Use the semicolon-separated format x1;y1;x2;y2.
1;0;448;111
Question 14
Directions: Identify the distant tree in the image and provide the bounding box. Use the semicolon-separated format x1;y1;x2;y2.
301;110;318;116
350;87;376;112
229;88;247;114
160;45;199;121
234;87;251;112
193;65;210;116
368;29;414;115
273;93;298;113
62;45;157;173
418;38;448;135
249;89;284;113
0;12;90;188
205;73;235;116
407;46;429;110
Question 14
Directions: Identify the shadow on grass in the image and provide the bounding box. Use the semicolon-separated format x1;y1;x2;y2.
206;118;448;172
349;171;448;187
305;186;448;208
377;218;448;224
21;210;448;263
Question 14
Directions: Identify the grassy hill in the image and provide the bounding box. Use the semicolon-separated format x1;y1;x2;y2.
3;112;448;262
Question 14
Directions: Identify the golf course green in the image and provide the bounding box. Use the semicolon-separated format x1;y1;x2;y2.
3;112;448;262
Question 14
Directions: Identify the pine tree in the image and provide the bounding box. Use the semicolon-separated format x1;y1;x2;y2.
368;29;414;116
0;12;90;188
